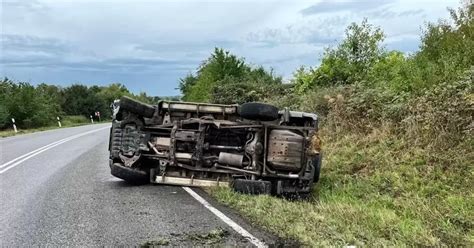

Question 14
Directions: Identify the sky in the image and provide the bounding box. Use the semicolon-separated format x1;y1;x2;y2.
0;0;461;96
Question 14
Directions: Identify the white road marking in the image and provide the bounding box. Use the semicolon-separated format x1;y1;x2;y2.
103;176;123;182
0;126;110;174
182;187;267;248
1;138;70;169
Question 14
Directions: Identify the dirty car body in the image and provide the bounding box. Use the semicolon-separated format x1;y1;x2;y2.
109;97;321;196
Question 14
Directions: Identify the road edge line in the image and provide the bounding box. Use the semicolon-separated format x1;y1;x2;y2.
182;186;267;248
0;136;73;169
0;126;110;174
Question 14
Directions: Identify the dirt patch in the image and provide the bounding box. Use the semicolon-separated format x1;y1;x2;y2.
185;228;230;245
140;238;170;247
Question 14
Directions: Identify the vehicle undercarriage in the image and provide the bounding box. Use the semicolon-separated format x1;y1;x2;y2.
109;97;321;197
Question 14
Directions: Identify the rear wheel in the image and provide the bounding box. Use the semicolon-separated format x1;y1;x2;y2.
238;102;279;121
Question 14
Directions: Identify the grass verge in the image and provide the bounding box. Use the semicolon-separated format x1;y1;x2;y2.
209;126;473;246
0;115;107;138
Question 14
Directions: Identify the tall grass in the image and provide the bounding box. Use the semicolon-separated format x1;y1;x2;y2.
209;70;473;246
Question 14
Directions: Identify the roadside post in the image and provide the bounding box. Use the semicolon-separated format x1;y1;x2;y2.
57;116;62;127
12;118;18;133
90;115;94;124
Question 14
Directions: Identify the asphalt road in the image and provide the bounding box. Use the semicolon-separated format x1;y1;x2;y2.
0;124;278;247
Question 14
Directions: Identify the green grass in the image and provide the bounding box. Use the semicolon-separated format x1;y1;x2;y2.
209;126;474;246
186;228;229;245
0;115;105;138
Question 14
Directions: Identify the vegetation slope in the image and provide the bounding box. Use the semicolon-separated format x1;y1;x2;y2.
177;5;473;246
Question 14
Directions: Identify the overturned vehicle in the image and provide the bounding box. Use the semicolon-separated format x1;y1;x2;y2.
109;96;321;197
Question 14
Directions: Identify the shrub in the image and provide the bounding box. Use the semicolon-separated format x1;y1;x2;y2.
401;69;474;146
180;48;283;103
61;115;90;126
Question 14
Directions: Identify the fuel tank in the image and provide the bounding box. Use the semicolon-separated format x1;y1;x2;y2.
267;129;304;171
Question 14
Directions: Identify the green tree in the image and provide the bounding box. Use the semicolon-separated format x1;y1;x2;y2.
292;66;317;94
0;78;12;128
299;19;385;90
409;4;474;89
180;48;282;103
0;79;60;128
180;48;248;102
97;83;131;105
62;84;107;118
178;74;197;99
209;66;284;104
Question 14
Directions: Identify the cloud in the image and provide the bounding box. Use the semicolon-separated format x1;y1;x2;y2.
2;34;71;55
300;0;395;16
365;7;424;19
2;0;48;12
246;16;349;46
0;0;461;95
398;9;424;17
1;34;197;74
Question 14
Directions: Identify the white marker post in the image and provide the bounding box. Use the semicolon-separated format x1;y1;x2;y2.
90;115;94;124
57;116;62;127
11;118;18;133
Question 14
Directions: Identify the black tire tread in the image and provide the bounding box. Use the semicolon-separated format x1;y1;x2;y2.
110;162;149;185
238;102;279;121
120;96;155;118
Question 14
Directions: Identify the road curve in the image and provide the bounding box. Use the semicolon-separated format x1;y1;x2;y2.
0;123;277;247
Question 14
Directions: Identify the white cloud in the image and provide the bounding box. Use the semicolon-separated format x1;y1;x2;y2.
0;0;461;95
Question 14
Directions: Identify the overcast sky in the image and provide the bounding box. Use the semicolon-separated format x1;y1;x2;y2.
1;0;460;96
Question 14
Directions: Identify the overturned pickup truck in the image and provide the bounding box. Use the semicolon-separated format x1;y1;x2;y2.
109;96;321;197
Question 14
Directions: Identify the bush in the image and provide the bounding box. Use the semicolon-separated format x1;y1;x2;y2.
180;48;283;103
0;79;60;128
211;75;287;104
61;115;90;126
210;79;261;104
401;69;473;146
0;100;10;128
0;79;167;130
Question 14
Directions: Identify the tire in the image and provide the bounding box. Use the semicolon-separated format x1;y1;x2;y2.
119;96;155;118
232;179;272;195
238;102;279;121
110;162;149;185
313;153;322;183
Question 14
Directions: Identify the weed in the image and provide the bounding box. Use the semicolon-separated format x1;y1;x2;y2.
186;228;230;245
141;238;170;247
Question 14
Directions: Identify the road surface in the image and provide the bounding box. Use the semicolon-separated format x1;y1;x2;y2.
0;124;278;247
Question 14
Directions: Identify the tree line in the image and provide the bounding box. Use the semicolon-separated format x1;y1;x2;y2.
0;81;178;129
178;4;472;144
1;4;471;134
